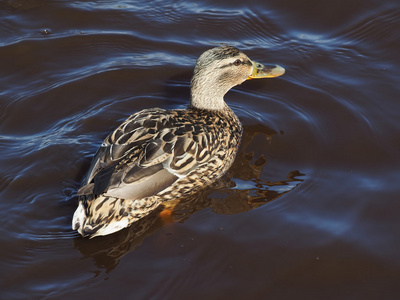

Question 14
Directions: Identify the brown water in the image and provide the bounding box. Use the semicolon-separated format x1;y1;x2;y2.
1;0;400;299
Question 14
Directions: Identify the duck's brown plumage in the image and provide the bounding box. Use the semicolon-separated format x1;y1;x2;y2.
72;45;284;237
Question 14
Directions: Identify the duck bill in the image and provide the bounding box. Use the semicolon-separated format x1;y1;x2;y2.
247;61;285;80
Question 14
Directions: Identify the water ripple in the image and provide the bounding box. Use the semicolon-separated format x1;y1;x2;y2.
1;1;400;298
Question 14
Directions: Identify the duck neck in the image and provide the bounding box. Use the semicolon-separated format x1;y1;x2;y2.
189;72;229;111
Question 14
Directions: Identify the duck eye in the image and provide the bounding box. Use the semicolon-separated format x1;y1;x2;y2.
233;59;241;66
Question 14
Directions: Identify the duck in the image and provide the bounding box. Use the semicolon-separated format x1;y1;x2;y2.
72;45;285;238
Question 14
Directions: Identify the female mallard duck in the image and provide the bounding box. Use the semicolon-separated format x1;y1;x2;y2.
72;45;284;238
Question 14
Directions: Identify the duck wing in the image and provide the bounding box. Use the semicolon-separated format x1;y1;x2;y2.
77;108;217;201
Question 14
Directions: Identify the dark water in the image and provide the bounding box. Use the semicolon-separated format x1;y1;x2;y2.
1;0;400;298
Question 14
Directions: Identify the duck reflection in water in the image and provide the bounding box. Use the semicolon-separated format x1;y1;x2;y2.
74;124;304;272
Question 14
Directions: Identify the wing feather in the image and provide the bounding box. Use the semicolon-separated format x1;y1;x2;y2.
80;108;219;201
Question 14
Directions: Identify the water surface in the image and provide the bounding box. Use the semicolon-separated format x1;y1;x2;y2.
1;0;400;299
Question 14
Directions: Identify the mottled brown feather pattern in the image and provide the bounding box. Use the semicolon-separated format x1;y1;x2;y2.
72;45;283;237
75;106;242;236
